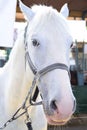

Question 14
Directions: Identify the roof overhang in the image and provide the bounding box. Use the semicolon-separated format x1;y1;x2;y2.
16;0;87;21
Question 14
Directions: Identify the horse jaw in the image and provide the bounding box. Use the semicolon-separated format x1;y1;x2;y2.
19;0;35;20
60;3;69;18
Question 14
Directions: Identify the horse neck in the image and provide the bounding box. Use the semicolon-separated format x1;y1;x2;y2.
6;34;25;81
4;33;34;112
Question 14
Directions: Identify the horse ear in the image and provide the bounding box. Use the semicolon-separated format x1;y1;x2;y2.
19;0;35;20
60;3;69;18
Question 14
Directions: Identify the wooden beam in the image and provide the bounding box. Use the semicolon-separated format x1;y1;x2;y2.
70;11;82;18
16;6;21;13
16;12;25;22
15;6;84;21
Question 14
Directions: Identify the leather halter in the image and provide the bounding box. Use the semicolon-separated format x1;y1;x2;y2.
25;51;70;77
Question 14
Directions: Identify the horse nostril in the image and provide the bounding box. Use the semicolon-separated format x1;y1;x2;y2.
50;100;57;110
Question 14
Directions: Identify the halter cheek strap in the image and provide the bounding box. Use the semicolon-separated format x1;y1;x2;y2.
25;51;37;75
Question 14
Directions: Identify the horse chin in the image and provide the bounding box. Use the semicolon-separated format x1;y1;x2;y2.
46;115;70;126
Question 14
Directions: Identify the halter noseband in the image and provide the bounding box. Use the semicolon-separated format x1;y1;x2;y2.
25;51;70;77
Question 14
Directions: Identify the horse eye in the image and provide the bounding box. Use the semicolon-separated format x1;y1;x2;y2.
32;39;40;47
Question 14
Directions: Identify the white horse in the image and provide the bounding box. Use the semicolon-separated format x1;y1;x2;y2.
0;1;76;130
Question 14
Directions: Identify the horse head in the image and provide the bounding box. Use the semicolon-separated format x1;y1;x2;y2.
19;1;76;125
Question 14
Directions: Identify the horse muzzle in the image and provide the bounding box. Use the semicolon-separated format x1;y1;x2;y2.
42;97;76;125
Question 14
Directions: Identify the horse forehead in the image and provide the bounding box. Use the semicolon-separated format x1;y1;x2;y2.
28;7;71;44
29;6;68;33
29;18;68;40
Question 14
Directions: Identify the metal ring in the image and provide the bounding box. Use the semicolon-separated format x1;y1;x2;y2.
30;96;42;106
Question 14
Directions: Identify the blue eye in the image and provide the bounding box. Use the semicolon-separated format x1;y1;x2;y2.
32;39;40;47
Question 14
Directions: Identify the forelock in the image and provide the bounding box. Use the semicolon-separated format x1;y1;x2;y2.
31;5;53;14
29;5;71;40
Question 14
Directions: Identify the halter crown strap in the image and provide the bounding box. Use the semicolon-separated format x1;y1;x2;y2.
25;51;37;74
